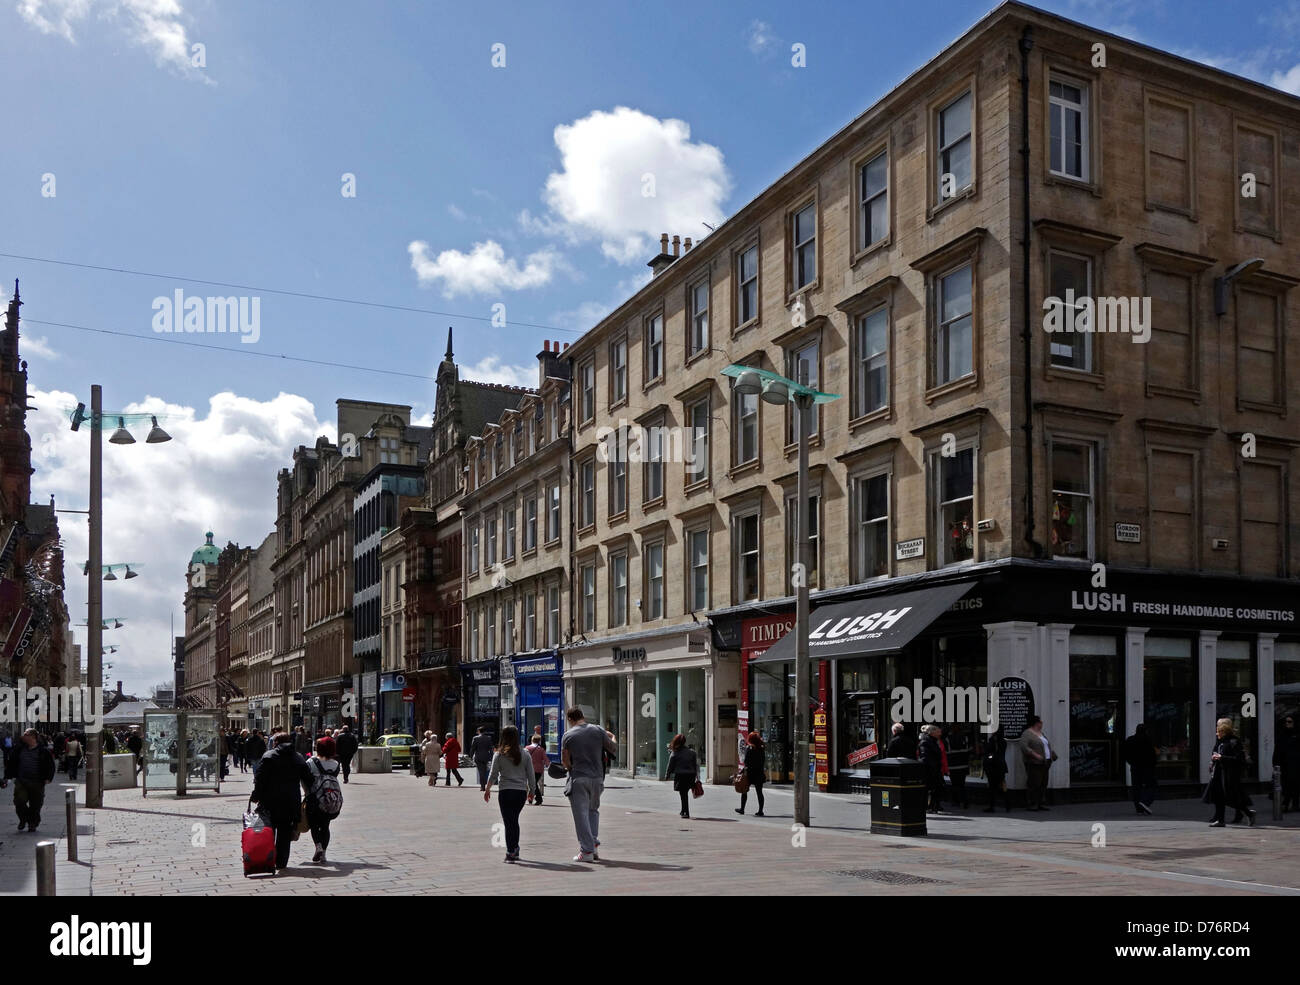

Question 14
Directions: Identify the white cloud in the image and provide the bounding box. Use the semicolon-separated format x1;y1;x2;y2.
1271;63;1300;94
459;355;537;389
29;387;330;696
447;203;467;221
21;334;59;360
551;300;613;332
17;0;204;76
540;106;730;264
747;19;777;55
408;239;563;298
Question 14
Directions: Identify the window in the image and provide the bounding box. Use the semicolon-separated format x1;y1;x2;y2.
937;447;975;566
524;496;537;551
856;473;890;579
1050;442;1094;559
935;264;973;385
1237;289;1283;409
526;417;535;455
547;480;562;541
1146;267;1195;392
785;340;819;444
610;553;628;627
469;609;480;659
1242;461;1285;577
686;398;710;483
1049;77;1089;180
1149;447;1197;570
611;338;628;404
938;90;972;199
581;563;596;632
858;150;888;249
1145;94;1194;214
504;505;516;561
547;585;561;645
854;307;888;417
644;421;664;503
738;244;759;326
504;601;515;652
734;512;760;601
1047;250;1092;371
786;493;819;591
469;523;480;573
524;593;536;650
378;436;398;464
486;516;498;566
1236;123;1279;237
579;459;595;528
792;202;816;291
646;313;663;381
687;528;709;612
609;431;628;516
580;362;595;423
689;280;709;357
486;603;496;656
645;542;664;619
732;377;758;466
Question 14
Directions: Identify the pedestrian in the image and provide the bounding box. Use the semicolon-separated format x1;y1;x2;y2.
293;726;312;758
219;730;230;779
1123;723;1158;815
54;732;66;771
127;728;144;776
245;729;268;775
63;734;82;782
527;733;548;805
981;726;1011;812
1274;715;1300;811
441;732;464;786
560;707;617;862
235;729;247;772
919;725;945;813
469;726;495;791
945;724;970;809
664;733;699;819
420;731;440;787
9;728;55;832
334;724;358;783
886;721;918;758
250;731;314;871
734;731;767;816
305;736;343;864
1205;718;1256;827
484;725;536;862
1021;715;1058;811
103;729;118;754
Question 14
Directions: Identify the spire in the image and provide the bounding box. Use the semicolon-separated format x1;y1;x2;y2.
445;326;454;360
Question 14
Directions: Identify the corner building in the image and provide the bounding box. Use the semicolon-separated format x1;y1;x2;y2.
560;2;1299;796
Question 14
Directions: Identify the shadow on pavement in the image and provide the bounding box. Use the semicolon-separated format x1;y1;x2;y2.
282;861;392;878
594;860;691;872
99;806;241;824
513;860;590;872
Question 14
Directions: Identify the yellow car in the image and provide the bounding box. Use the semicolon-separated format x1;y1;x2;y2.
379;733;418;767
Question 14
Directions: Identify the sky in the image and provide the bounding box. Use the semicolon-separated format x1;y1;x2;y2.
2;0;1297;696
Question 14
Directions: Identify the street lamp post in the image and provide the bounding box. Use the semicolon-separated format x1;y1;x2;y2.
723;363;838;829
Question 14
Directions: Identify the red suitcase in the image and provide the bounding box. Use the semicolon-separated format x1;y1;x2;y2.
242;799;276;877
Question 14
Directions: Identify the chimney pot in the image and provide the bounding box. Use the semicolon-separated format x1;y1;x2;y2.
672;235;680;257
684;237;693;252
660;233;669;254
563;342;570;350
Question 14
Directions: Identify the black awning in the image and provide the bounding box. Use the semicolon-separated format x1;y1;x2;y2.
751;582;972;664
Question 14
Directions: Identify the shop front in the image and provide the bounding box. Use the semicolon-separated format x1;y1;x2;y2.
379;672;414;737
512;651;563;760
460;659;501;742
357;670;379;742
563;625;730;781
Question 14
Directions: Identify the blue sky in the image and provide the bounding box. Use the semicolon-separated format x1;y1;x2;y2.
3;0;1296;694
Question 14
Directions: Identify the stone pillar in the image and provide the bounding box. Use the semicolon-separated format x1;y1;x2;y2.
1043;624;1073;788
984;620;1041;792
1124;627;1148;738
1258;634;1278;783
1199;631;1220;779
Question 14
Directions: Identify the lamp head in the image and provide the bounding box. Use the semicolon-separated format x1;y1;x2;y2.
145;416;172;444
103;569;117;580
109;417;136;444
760;379;790;405
733;370;763;397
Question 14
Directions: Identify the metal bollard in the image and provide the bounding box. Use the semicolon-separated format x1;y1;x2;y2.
1274;765;1284;821
36;841;56;896
65;788;78;862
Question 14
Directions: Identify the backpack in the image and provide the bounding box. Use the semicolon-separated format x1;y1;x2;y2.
310;759;343;817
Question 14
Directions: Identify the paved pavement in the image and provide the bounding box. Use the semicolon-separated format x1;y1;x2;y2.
4;764;1300;895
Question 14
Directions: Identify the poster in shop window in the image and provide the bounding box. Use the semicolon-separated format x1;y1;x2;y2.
996;677;1034;740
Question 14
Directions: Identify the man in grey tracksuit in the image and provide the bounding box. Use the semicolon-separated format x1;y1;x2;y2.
560;708;617;863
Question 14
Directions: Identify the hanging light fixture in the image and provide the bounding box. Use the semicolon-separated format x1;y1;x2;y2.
733;370;763;396
109;417;135;444
124;565;138;579
103;567;117;580
145;416;172;444
761;379;790;405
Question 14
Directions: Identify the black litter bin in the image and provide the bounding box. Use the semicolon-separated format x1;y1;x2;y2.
869;757;928;836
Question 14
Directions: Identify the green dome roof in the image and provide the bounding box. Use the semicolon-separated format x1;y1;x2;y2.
190;531;220;566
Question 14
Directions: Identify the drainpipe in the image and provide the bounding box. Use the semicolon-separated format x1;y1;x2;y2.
1019;25;1044;559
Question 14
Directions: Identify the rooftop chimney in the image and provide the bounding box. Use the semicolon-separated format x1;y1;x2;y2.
683;237;693;252
648;232;677;278
538;338;570;387
672;235;680;257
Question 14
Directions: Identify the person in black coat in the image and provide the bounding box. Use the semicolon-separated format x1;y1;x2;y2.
334;725;359;784
245;730;268;774
664;733;699;818
1123;723;1159;815
885;721;918;759
735;731;767;817
981;726;1010;812
8;729;56;831
945;725;970;809
918;725;945;813
251;732;314;870
1273;715;1300;811
1205;718;1255;827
